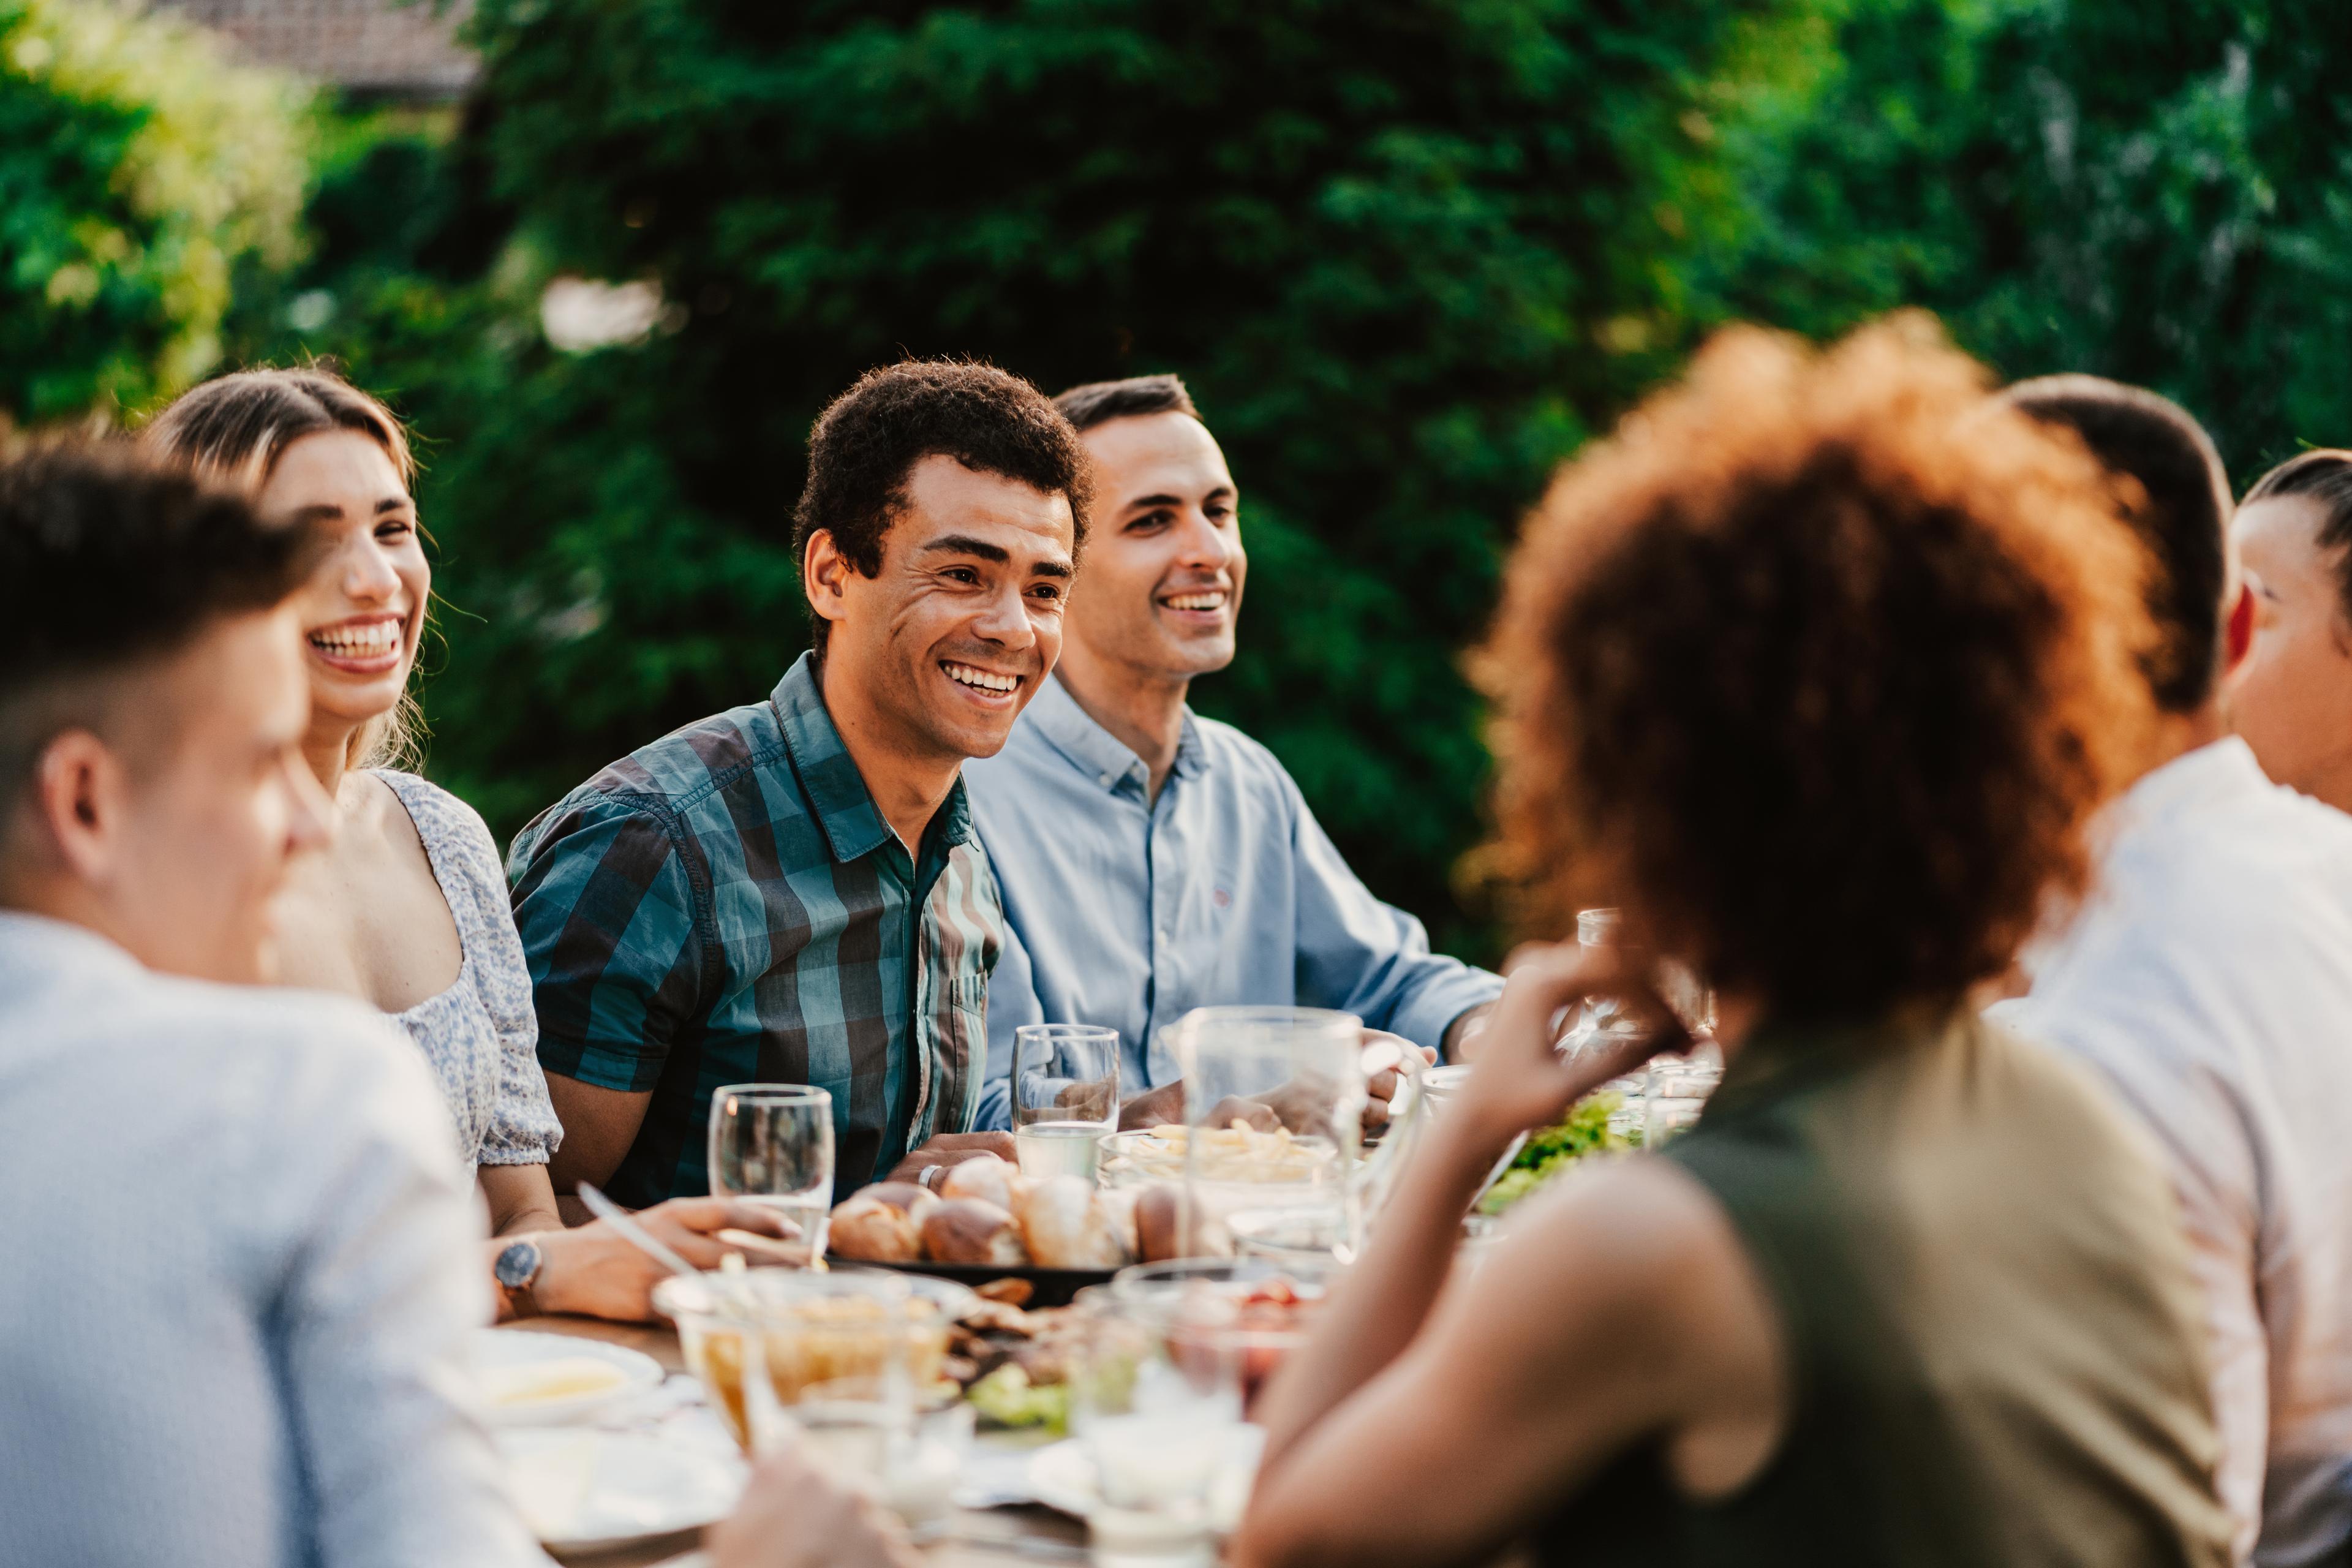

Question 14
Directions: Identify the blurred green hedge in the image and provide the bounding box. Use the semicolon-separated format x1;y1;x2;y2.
10;0;2347;961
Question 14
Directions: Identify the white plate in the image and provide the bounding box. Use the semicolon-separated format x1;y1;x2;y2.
467;1329;665;1426
495;1426;747;1552
1024;1430;1262;1529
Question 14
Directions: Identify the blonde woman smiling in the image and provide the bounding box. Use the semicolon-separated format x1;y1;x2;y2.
144;368;783;1321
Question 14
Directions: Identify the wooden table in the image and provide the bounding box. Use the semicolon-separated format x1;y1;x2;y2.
506;1316;1091;1568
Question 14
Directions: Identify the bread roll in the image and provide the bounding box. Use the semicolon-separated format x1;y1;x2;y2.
862;1180;942;1232
922;1197;1027;1267
827;1195;921;1263
1094;1185;1141;1261
1012;1175;1125;1269
938;1154;1014;1210
1135;1182;1187;1264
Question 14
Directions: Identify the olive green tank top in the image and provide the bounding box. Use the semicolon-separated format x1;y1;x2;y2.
1537;1014;2231;1568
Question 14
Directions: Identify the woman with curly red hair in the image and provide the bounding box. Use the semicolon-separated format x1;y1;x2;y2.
1231;320;2232;1568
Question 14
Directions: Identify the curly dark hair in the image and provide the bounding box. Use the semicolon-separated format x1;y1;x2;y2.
1476;318;2156;1021
792;360;1092;656
1;440;308;816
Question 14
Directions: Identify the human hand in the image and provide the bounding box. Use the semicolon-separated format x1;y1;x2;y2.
1118;1080;1187;1130
532;1197;795;1322
707;1441;920;1568
884;1130;1018;1189
1359;1029;1436;1133
1449;943;1687;1152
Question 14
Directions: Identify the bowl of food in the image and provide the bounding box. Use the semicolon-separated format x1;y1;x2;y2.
652;1267;967;1447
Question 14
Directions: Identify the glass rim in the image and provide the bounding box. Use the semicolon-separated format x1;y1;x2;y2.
1012;1022;1119;1042
1169;1005;1360;1033
710;1082;832;1107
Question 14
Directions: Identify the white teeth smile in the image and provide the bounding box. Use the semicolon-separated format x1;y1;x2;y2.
943;662;1020;693
309;622;401;658
1163;593;1225;611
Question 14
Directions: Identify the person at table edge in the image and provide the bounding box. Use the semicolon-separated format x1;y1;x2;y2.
961;374;1502;1131
510;362;1090;1204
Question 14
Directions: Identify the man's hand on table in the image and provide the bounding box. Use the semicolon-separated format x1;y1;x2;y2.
883;1131;1018;1189
530;1197;795;1322
1113;1029;1436;1135
708;1442;920;1568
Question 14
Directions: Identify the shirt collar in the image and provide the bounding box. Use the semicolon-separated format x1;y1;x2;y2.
2113;736;2271;841
772;652;892;863
1025;673;1209;794
0;908;145;979
771;652;978;864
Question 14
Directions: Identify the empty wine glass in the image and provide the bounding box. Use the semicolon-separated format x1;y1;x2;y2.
1012;1023;1120;1183
708;1084;834;1266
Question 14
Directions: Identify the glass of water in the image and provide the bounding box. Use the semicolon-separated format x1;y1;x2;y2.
1013;1023;1120;1183
708;1084;834;1266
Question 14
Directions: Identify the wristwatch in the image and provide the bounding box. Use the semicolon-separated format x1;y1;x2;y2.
494;1237;545;1319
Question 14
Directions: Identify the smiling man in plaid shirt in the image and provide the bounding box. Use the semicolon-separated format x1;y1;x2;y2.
509;362;1091;1204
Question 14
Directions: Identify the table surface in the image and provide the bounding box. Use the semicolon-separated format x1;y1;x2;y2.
505;1314;1091;1568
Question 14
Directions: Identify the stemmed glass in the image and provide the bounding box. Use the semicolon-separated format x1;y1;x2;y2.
708;1084;834;1266
1012;1023;1120;1183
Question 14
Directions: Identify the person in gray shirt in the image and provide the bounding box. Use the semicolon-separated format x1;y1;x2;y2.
0;446;922;1568
963;376;1501;1129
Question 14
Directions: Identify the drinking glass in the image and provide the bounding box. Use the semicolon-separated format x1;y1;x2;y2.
677;1268;938;1452
1067;1287;1243;1568
1012;1023;1121;1183
1169;1006;1365;1256
1641;1042;1723;1149
708;1084;835;1266
791;1374;910;1482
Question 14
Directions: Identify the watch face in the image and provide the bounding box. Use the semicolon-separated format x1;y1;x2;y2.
494;1239;541;1289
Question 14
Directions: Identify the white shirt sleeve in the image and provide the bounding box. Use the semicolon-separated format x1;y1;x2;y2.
270;1011;549;1568
1994;993;2268;1562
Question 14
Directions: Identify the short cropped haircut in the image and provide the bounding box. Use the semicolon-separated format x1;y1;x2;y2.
1;442;307;816
2002;375;2231;714
792;361;1091;657
1477;319;2155;1022
141;365;423;769
2245;450;2352;626
1054;374;1200;433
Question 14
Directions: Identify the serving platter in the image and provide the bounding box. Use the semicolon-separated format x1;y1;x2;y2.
853;1258;1113;1308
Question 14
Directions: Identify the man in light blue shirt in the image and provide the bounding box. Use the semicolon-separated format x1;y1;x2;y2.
963;375;1501;1129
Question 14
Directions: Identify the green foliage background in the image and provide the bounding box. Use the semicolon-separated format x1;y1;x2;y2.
10;0;2351;960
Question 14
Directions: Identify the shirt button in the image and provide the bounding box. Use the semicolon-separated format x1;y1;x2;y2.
1099;773;1113;786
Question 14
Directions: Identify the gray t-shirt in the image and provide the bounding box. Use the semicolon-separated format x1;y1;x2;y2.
0;911;544;1567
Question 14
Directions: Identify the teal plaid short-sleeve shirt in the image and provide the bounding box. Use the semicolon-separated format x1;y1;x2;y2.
508;653;1002;1204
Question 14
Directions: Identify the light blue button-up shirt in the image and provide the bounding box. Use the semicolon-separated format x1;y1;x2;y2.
962;675;1503;1129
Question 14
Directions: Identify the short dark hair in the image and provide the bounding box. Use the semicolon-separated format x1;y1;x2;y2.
791;361;1092;656
2002;375;2232;713
1479;321;2154;1022
1054;374;1200;433
2245;450;2352;625
1;442;308;816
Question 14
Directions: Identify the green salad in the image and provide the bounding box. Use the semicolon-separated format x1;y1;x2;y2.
965;1364;1070;1432
1477;1091;1630;1216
